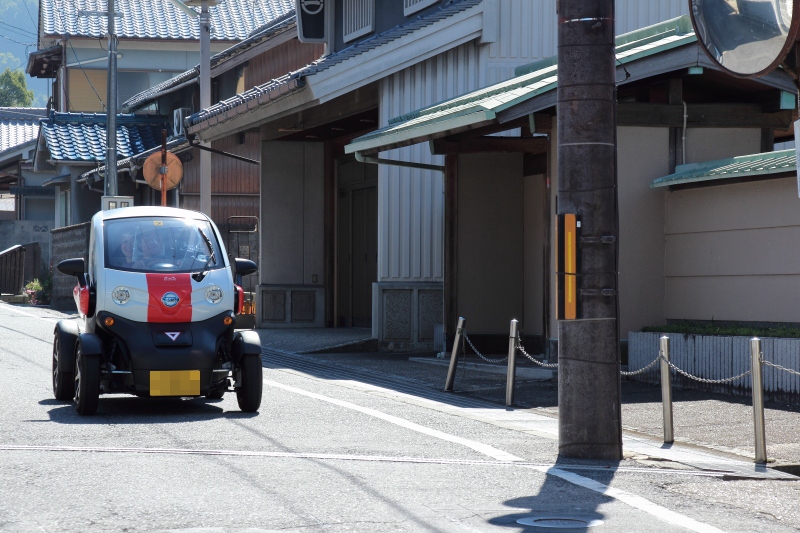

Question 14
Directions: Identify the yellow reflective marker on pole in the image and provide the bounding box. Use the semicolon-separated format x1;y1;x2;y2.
564;213;577;320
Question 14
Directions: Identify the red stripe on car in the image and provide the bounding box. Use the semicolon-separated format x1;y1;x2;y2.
146;273;192;323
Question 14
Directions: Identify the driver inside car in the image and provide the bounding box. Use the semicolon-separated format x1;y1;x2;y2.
133;227;165;269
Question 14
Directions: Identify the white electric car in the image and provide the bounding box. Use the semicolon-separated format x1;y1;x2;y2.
52;206;262;415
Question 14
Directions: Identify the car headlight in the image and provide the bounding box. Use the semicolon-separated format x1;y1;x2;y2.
112;286;130;305
206;285;223;304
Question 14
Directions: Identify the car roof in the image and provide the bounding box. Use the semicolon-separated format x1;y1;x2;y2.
94;206;211;223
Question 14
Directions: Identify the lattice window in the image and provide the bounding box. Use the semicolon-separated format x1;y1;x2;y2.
404;0;438;16
343;0;374;42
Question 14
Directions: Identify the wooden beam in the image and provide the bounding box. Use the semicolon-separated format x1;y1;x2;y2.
618;103;793;128
444;154;458;338
523;152;548;175
431;136;548;155
531;112;553;133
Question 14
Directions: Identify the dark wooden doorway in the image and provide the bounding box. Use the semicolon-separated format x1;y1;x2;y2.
336;156;377;328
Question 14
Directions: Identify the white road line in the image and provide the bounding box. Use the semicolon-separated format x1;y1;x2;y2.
530;466;727;533
264;379;523;462
0;303;60;323
266;378;730;533
0;445;727;478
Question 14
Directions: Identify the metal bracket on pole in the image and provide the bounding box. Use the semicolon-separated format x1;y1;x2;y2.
355;151;446;172
444;317;465;392
506;319;519;406
660;336;674;444
188;137;259;165
751;337;767;463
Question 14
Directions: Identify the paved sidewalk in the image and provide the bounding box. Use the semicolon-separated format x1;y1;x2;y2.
253;328;800;475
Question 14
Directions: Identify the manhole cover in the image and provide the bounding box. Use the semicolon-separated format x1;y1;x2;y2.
516;515;604;528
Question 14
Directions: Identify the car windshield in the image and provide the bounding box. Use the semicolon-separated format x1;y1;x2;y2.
104;216;223;273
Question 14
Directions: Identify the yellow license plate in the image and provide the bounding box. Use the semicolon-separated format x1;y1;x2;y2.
150;370;200;396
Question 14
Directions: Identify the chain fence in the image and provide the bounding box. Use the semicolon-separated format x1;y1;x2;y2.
761;358;800;377
461;331;508;364
515;338;559;369
624;352;800;384
459;331;800;384
620;354;661;376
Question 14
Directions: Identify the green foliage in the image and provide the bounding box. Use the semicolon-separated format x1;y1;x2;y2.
24;272;52;305
0;68;34;107
642;322;800;339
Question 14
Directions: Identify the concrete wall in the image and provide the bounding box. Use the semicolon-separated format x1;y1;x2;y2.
0;220;54;277
457;153;524;334
665;176;800;323
259;141;325;327
617;127;670;336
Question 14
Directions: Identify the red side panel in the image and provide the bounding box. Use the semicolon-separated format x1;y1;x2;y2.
74;285;89;316
146;273;193;323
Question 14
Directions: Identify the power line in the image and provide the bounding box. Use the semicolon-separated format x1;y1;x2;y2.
22;0;38;30
0;34;36;46
0;21;37;37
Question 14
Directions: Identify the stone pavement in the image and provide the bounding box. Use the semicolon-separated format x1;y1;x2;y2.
253;327;800;478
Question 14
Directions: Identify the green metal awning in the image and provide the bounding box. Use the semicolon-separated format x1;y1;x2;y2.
346;16;698;155
650;149;796;188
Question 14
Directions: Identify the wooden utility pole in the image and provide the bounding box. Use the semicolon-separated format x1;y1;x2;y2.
556;0;622;460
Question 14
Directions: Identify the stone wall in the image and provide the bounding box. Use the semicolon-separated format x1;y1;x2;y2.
50;222;90;311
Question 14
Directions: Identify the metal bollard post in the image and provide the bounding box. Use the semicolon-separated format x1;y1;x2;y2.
751;337;767;463
506;319;519;406
444;317;465;392
660;336;674;444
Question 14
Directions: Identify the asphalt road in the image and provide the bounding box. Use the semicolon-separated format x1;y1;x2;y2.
1;302;799;533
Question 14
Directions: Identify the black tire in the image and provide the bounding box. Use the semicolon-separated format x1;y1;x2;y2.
236;354;262;412
52;333;74;401
74;345;100;415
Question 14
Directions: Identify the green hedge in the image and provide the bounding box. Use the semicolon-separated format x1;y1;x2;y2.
641;323;800;339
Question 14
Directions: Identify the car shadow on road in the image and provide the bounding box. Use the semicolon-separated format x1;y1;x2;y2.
39;397;258;423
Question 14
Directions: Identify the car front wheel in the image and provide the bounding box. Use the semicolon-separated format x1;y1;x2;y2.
74;345;100;415
52;333;74;401
236;354;262;412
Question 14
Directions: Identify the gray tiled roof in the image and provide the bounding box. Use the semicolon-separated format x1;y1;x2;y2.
40;112;169;162
187;0;483;128
0;108;48;154
121;11;297;112
41;0;294;41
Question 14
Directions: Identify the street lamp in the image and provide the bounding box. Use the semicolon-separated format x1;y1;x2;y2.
165;0;217;216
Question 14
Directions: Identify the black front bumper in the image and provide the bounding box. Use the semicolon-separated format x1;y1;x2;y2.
96;310;235;396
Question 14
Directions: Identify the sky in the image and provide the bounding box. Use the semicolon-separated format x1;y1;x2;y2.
0;0;51;107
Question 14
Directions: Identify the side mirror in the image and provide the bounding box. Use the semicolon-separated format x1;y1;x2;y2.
234;258;257;277
57;258;85;277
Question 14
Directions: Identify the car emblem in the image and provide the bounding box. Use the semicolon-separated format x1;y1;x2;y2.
165;332;181;341
161;292;180;308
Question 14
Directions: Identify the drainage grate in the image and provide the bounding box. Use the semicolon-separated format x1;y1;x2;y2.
516;515;604;528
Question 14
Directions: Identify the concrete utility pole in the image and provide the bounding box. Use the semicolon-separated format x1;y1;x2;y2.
556;0;622;460
199;0;212;216
105;0;118;196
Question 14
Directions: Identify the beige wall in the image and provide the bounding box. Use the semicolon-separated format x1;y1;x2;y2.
617;127;670;336
548;124;671;339
665;176;800;323
457;153;525;333
684;128;761;164
261;141;324;285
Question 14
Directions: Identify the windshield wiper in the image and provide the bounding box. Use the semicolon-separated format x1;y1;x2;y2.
191;229;216;282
